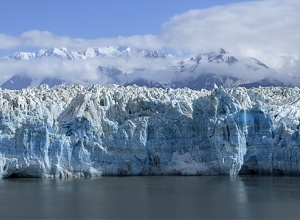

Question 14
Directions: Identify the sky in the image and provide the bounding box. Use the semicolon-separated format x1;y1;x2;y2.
0;0;252;38
0;0;299;84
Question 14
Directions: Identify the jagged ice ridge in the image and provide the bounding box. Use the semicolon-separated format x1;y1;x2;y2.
0;85;299;178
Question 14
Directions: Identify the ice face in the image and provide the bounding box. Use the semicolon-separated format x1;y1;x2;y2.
0;85;299;178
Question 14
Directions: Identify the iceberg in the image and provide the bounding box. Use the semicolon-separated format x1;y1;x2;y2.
0;84;299;178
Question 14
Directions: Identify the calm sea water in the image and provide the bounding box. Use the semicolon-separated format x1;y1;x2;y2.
1;176;300;219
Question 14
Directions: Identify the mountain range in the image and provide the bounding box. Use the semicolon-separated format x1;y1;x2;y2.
0;47;297;90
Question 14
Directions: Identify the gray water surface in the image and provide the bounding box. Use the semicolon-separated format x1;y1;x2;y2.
1;176;300;219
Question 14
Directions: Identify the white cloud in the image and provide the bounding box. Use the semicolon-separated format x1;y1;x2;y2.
0;55;179;86
0;34;20;49
0;30;163;52
161;0;300;75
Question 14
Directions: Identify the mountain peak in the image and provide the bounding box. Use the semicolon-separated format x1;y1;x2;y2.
117;46;131;52
1;51;35;61
190;48;237;64
219;48;227;54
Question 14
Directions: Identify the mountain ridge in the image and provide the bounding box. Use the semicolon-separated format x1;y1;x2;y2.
0;47;297;90
1;46;171;61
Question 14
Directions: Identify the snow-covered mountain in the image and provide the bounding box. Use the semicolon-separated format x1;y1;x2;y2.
120;48;293;89
0;85;299;178
0;47;297;90
1;46;171;61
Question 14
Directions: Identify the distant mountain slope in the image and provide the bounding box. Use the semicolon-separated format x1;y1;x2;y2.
0;47;297;90
1;75;33;90
1;75;66;90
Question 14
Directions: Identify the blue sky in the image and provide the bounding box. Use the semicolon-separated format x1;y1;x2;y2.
1;0;252;38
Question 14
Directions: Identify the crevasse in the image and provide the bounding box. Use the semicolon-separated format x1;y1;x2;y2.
0;84;299;178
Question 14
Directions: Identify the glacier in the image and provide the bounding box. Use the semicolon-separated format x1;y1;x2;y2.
0;84;299;178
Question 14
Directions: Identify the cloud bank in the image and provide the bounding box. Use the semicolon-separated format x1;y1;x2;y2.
0;0;299;81
0;55;179;85
161;0;300;74
0;30;163;52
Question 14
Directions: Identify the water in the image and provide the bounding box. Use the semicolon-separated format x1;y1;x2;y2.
1;176;300;219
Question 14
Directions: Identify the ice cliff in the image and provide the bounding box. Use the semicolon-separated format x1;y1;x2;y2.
0;85;299;178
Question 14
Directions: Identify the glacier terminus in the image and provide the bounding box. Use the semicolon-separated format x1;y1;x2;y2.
0;84;299;178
